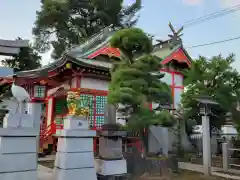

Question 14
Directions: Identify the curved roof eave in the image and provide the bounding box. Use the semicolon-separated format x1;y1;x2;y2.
15;57;67;78
13;53;110;79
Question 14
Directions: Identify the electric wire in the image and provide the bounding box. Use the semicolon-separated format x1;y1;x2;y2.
187;36;240;49
183;4;240;28
150;4;240;48
151;5;240;40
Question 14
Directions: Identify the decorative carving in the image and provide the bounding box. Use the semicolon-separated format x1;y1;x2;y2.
66;91;90;118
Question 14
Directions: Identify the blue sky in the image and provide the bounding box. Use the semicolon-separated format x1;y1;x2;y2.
0;0;240;70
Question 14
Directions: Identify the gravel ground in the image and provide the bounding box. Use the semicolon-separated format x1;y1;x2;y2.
38;161;229;180
139;171;228;180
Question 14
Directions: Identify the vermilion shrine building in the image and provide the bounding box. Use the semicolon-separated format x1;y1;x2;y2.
0;27;191;154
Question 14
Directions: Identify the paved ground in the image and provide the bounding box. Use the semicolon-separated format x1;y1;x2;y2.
38;164;53;180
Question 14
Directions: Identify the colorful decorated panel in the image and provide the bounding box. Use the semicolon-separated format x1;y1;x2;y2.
53;93;108;130
55;99;68;115
96;96;107;114
55;116;64;129
79;94;94;126
34;85;46;98
79;94;107;129
95;95;107;128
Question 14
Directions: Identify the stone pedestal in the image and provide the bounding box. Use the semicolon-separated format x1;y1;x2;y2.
222;142;229;172
96;130;127;180
54;116;97;180
0;128;38;180
27;102;42;130
27;102;43;156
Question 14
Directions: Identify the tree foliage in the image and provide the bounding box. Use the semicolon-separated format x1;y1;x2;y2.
108;28;174;133
33;0;141;59
182;54;240;131
1;44;41;72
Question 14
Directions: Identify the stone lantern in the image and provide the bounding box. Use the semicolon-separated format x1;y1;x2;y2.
195;96;220;176
96;104;127;180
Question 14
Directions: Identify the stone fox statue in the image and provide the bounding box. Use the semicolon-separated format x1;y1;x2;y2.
66;91;90;118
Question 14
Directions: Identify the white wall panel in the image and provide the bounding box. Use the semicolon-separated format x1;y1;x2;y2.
80;77;109;91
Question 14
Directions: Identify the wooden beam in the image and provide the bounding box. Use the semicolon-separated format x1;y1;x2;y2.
15;76;62;87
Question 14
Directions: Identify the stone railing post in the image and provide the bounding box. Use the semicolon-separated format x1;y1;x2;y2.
202;115;211;176
54;115;97;180
0;107;38;180
222;142;229;172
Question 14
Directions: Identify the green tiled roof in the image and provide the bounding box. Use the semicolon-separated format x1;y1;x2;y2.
13;26;191;79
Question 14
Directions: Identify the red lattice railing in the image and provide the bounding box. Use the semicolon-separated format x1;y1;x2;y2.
39;122;57;147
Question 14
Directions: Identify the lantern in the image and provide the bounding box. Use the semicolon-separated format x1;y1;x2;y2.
66;63;72;69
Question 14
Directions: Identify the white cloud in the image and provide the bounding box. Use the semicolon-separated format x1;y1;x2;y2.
182;0;203;6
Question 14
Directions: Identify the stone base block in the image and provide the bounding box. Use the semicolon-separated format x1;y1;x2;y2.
55;151;94;169
99;137;123;159
0;170;37;180
0;128;37;137
57;136;93;153
64;116;89;129
0;136;37;154
58;129;96;137
0;153;37;173
95;159;127;176
54;167;97;180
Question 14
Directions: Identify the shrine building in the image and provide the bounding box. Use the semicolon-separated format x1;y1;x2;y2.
0;26;191;155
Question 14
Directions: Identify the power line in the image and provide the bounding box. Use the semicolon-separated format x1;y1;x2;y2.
150;4;240;40
182;5;240;49
187;36;240;49
183;4;240;27
183;5;240;28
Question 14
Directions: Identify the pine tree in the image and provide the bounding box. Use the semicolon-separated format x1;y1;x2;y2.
32;0;141;59
108;28;174;151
